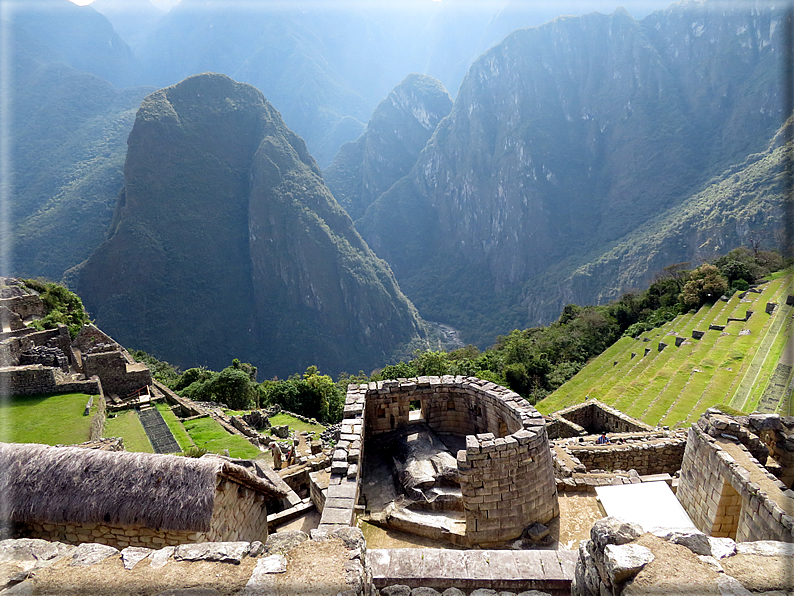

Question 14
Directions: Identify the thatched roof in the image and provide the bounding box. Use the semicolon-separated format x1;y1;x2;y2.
0;443;287;533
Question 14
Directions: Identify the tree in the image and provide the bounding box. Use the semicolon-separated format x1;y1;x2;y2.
680;264;728;309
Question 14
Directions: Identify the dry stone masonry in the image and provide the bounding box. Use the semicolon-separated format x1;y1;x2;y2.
339;376;560;546
677;410;794;543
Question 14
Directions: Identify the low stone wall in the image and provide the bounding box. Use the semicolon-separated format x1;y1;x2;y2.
566;435;686;476
19;520;200;550
546;416;585;439
83;350;152;396
364;377;524;438
309;470;327;513
572;516;794;596
548;400;654;438
155;381;207;417
677;413;794;543
0;365;101;396
0;326;73;369
0;528;367;596
0;294;44;320
0;335;33;367
89;395;107;441
317;383;365;534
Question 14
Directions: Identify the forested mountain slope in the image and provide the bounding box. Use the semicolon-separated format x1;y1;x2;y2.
75;74;426;378
356;2;789;347
4;20;152;280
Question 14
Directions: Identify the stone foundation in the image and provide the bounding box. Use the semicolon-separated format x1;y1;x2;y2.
0;364;102;396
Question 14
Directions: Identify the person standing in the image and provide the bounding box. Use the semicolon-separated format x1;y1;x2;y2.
270;442;283;469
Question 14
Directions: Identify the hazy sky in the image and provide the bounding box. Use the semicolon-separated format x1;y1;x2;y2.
65;0;681;16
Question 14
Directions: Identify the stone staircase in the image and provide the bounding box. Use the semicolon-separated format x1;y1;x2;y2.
137;404;181;454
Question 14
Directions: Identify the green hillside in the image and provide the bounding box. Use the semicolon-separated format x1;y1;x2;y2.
536;271;793;426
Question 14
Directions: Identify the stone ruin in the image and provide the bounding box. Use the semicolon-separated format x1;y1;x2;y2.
677;409;794;543
0;279;153;402
547;400;688;492
316;377;559;547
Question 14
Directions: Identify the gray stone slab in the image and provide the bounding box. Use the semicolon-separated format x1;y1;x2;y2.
436;550;467;580
388;549;425;580
327;482;357;500
150;546;174;569
537;550;565;580
325;497;355;510
368;549;391;578
463;550;492;581
556;550;578;579
319;507;353;526
512;551;543;579
238;555;286;595
121;546;152;570
70;543;119;567
173;542;250;564
487;550;520;580
419;548;442;579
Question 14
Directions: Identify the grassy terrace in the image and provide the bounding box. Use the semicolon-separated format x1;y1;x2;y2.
0;392;96;445
104;409;153;453
266;412;325;436
536;270;794;426
155;401;195;452
183;416;261;459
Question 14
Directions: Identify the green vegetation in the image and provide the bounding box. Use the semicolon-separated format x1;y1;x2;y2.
130;351;181;386
535;270;793;426
20;279;89;338
0;392;96;445
103;410;153;453
134;252;789;428
154;402;195;452
182;416;261;459
267;412;325;436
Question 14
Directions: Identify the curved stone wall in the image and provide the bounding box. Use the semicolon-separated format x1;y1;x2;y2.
360;376;558;545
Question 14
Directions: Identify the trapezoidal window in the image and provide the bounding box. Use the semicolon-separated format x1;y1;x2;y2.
409;399;424;421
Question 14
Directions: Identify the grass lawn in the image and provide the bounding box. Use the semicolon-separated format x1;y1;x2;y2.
0;392;96;445
104;410;153;453
267;412;325;436
183;416;261;459
155;402;195;452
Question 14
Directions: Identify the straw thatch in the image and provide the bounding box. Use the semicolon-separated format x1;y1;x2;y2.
0;443;286;533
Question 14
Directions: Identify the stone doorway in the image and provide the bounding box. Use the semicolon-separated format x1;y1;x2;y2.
711;480;741;539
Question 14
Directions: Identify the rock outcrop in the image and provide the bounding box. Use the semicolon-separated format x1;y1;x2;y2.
77;73;424;378
325;74;452;221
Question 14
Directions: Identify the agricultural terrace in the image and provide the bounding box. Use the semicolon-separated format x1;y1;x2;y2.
536;271;793;426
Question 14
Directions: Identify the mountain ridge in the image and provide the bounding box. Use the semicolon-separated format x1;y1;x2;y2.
76;73;426;378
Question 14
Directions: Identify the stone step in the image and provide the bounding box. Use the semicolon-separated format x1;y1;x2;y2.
368;547;577;593
137;406;182;454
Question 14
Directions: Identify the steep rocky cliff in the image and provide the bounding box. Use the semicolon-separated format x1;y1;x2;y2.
324;74;453;220
357;2;789;346
76;73;424;377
